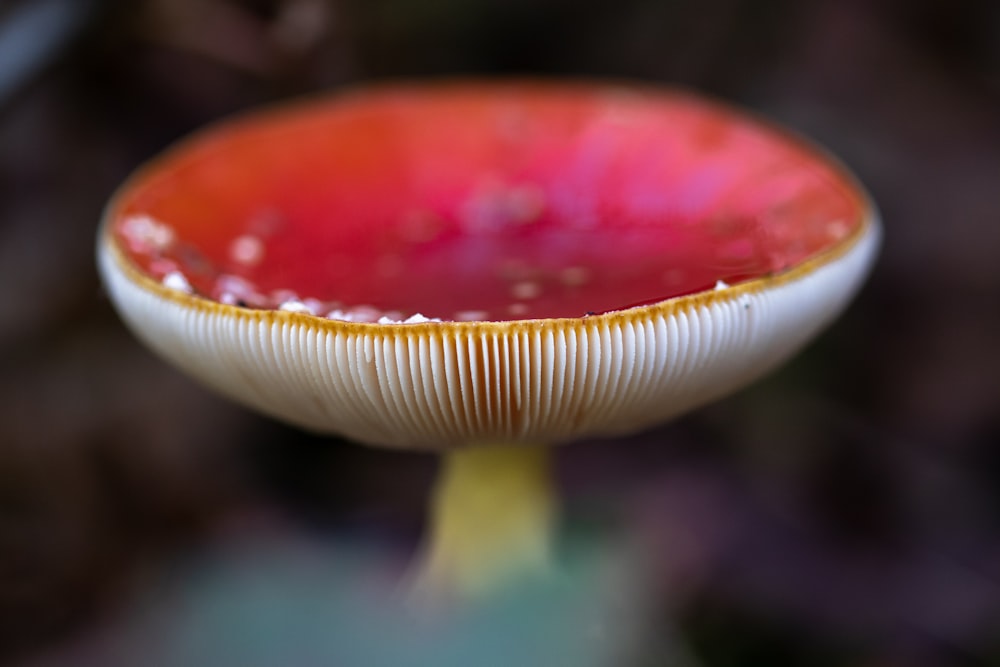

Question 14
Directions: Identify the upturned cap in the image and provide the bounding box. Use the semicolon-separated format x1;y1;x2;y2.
98;82;880;449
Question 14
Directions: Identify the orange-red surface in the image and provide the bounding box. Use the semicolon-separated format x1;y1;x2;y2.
112;84;865;320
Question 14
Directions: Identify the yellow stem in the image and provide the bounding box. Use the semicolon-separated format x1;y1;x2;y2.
416;443;556;599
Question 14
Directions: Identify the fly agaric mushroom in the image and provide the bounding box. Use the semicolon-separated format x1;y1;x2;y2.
98;82;880;597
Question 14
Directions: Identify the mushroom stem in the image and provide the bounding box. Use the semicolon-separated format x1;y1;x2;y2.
417;443;556;599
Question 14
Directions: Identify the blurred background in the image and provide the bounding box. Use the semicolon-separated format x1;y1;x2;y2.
1;0;999;664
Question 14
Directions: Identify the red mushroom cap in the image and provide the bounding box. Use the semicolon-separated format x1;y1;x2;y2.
98;82;880;449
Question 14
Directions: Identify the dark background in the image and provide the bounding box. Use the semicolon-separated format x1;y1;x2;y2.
1;0;998;665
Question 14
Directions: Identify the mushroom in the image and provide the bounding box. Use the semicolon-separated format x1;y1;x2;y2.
97;82;880;598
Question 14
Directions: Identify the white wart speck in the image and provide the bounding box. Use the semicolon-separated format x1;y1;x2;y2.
279;300;315;314
230;235;265;266
162;271;193;294
122;214;176;254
